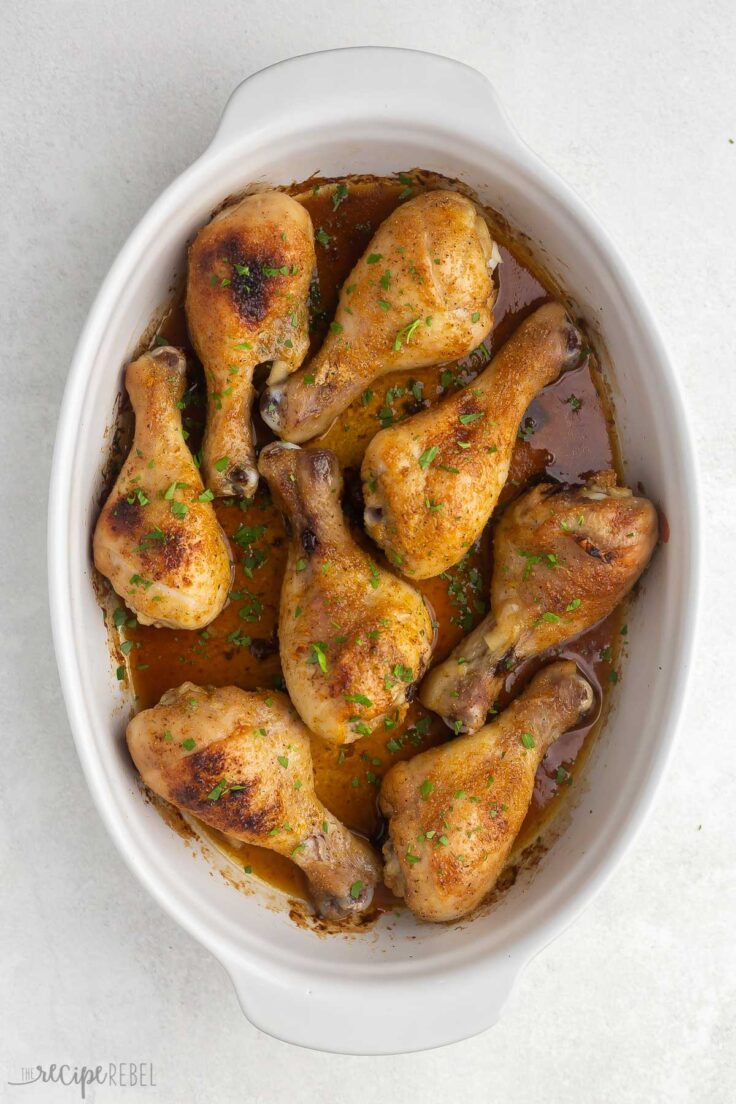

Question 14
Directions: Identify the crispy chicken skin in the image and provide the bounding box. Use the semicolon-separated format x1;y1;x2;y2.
127;683;381;919
258;443;435;744
361;302;583;578
93;347;232;630
420;472;658;732
186;191;315;498
260;189;498;443
380;661;594;923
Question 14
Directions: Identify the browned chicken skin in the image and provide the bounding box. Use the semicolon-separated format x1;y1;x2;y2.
381;660;594;923
258;443;435;744
420;472;658;732
127;683;381;919
361;303;583;578
186;191;316;498
260;189;499;443
92;347;232;630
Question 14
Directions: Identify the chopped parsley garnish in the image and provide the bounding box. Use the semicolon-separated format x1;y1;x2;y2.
344;693;373;707
310;642;328;673
332;182;349;209
206;778;229;801
393;317;421;351
418;445;439;470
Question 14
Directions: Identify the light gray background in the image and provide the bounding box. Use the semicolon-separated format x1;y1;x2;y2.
2;1;734;1101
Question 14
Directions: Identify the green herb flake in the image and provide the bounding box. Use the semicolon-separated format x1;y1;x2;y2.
206;778;229;802
332;182;349;209
418;445;439;470
310;642;328;673
393;317;422;351
344;693;373;707
419;779;434;800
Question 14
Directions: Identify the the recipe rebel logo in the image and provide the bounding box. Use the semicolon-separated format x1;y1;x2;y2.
6;1062;156;1098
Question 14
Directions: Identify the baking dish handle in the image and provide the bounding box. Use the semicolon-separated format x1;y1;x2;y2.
221;953;524;1053
209;47;526;157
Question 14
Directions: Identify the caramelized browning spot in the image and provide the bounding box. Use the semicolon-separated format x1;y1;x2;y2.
576;535;614;563
200;233;286;325
143;530;186;574
110;496;142;532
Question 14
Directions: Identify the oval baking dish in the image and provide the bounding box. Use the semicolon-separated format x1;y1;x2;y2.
48;48;700;1054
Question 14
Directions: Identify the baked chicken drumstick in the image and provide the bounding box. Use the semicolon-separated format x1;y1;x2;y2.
261;189;498;442
258;443;435;744
93;346;232;630
186;190;315;498
361;302;583;578
381;660;594;922
420;472;658;732
127;683;381;920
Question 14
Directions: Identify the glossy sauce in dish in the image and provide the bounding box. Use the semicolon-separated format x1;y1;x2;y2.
109;175;625;904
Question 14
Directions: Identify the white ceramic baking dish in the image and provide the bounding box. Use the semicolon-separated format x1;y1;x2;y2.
48;48;700;1054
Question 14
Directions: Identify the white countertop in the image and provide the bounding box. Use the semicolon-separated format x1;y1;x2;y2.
1;1;734;1100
